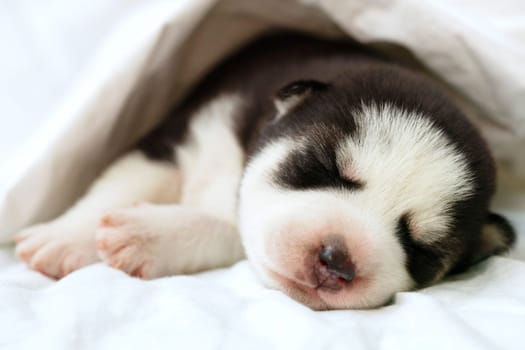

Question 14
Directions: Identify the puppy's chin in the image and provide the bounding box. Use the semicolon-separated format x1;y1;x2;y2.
267;269;353;310
264;269;330;310
257;263;398;310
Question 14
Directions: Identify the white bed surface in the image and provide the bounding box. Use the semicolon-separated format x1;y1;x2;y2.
1;234;525;350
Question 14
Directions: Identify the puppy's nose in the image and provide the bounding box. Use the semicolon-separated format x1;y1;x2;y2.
319;244;354;282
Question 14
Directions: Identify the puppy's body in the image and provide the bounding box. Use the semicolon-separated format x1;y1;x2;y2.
16;34;515;309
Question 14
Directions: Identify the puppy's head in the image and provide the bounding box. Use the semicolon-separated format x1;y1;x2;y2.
238;64;515;310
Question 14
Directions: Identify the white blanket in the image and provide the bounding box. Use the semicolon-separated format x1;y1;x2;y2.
1;0;524;349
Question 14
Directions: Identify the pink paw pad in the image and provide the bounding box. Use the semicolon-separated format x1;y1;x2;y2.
96;209;158;279
14;223;99;279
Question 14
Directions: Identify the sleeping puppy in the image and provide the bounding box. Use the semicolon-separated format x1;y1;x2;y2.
15;33;515;310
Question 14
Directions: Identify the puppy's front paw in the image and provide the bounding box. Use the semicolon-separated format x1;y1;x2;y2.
96;206;164;279
15;221;99;278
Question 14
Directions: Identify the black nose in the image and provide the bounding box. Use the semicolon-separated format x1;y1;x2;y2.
319;244;354;282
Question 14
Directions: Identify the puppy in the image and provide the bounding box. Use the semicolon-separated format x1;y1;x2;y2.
15;33;515;310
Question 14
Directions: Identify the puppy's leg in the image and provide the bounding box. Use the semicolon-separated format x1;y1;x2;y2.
15;151;180;278
96;204;244;278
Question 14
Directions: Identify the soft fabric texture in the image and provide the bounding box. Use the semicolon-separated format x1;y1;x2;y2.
2;234;525;350
1;0;524;348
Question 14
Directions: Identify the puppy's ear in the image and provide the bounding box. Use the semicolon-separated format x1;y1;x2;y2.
470;212;516;265
273;80;329;118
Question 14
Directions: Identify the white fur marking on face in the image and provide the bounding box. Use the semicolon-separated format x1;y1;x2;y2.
338;103;474;242
239;140;298;272
177;94;245;224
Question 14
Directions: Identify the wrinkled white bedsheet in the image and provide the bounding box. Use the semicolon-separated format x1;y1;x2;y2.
1;0;525;349
1;220;525;350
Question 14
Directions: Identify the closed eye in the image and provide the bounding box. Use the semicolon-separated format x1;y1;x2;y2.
337;175;363;191
315;149;364;191
396;214;415;247
275;148;364;191
335;167;364;191
395;213;446;285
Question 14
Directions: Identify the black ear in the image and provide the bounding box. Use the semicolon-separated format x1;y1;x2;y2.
273;80;329;118
470;212;516;265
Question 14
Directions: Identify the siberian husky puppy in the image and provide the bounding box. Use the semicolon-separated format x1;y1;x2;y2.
16;34;515;309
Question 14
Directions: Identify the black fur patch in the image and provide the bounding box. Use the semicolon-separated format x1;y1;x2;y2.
136;103;194;162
